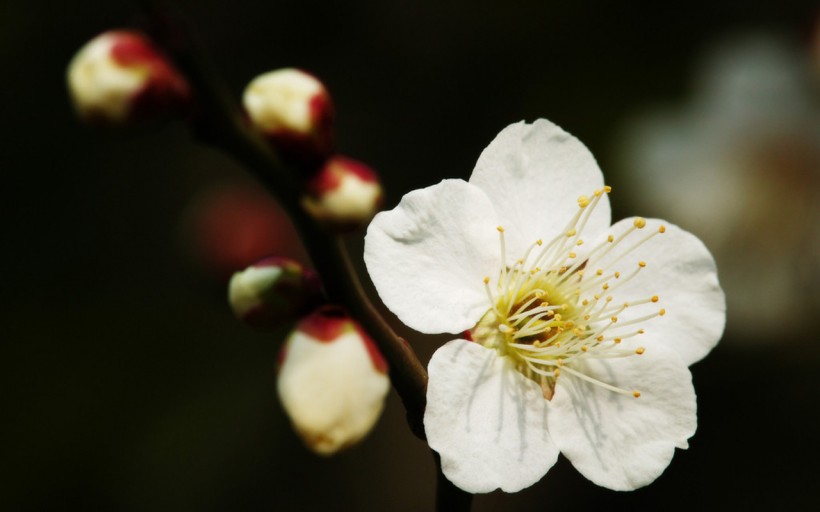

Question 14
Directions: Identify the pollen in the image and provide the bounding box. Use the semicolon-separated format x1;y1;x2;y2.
471;185;665;403
603;185;612;193
659;225;666;233
633;390;641;398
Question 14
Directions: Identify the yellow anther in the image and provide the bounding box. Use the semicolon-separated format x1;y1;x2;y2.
651;295;659;302
602;283;610;290
611;316;618;323
614;337;622;344
537;239;543;246
581;345;589;352
604;185;612;193
497;226;505;232
566;229;577;237
623;302;629;308
574;289;581;295
594;294;601;300
584;314;591;321
638;261;647;268
576;239;584;246
596;269;603;276
614;271;621;278
574;327;584;336
582;299;589;306
638;329;645;334
606;296;613;302
554;314;562;321
634;217;647;229
596;335;604;342
659;225;667;233
561;304;568;310
554;368;561;377
635;347;645;355
569;252;577;259
556;359;564;367
565;321;575;329
546;311;555;317
541;301;550;307
607;235;614;243
594;189;602;197
534;290;544;298
633;390;641;398
483;276;490;284
659;308;666;316
577;196;590;208
517;259;524;265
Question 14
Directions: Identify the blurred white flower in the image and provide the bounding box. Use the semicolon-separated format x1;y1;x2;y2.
365;120;725;492
277;306;389;455
618;34;820;341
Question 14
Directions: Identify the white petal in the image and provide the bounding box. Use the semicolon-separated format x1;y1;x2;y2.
469;119;611;257
364;180;499;334
548;344;696;491
424;340;559;493
591;218;725;365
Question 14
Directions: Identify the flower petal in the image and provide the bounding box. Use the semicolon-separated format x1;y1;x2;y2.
364;180;499;334
590;218;725;365
425;340;559;493
469;119;611;257
548;344;696;491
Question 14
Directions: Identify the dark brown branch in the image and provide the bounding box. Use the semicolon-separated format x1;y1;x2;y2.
133;0;428;428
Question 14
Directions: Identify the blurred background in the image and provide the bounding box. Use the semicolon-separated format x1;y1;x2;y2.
2;0;818;510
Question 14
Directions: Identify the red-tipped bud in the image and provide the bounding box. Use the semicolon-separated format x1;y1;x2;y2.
67;30;189;124
302;156;383;230
243;68;334;163
277;306;389;455
228;257;322;330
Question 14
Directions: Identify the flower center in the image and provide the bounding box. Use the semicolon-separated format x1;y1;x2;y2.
469;187;666;400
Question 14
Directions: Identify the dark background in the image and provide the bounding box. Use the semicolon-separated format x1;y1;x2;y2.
2;1;818;510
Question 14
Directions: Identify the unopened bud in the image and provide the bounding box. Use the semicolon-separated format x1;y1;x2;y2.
277;306;389;455
229;257;322;329
243;68;334;163
67;30;189;123
302;156;383;230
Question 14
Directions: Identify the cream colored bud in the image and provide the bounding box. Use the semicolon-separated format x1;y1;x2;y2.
302;156;383;230
277;306;389;455
67;30;188;123
228;257;321;330
243;68;334;161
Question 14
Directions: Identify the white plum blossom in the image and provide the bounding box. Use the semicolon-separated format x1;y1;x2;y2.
364;119;725;493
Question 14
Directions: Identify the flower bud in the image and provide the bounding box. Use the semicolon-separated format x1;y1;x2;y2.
243;68;334;163
229;257;322;329
67;30;189;123
277;306;389;455
302;156;383;230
